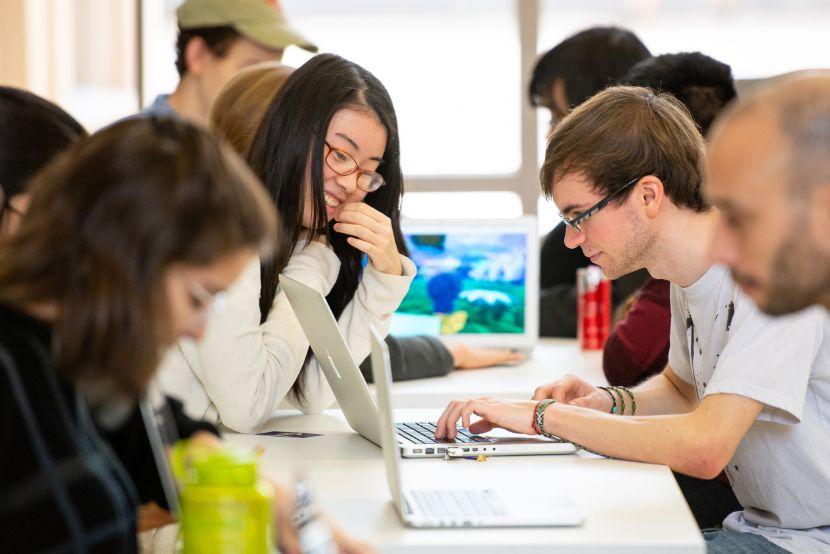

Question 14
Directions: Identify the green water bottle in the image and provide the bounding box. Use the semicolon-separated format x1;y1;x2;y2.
175;443;274;553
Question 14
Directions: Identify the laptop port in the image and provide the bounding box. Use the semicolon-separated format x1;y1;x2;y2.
437;448;446;454
472;448;478;452
413;449;423;454
462;448;470;452
425;448;435;454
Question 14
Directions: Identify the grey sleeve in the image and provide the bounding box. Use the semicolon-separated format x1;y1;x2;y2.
360;335;454;383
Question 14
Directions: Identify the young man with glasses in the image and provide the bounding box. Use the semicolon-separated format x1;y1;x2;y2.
530;26;652;338
435;85;830;553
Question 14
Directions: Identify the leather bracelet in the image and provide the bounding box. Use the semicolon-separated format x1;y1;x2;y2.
599;386;617;414
610;386;626;415
619;386;636;415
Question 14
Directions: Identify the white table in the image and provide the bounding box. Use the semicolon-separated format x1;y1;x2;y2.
219;340;703;553
386;338;606;408
143;339;703;553
225;407;704;553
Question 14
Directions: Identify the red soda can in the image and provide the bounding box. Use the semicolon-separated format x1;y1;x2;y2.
577;265;611;350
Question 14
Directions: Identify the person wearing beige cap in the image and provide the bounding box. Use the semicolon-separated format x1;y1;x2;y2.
143;0;316;127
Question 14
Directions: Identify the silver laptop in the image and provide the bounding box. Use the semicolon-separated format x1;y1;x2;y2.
280;274;575;458
393;217;539;353
139;380;182;517
369;325;583;528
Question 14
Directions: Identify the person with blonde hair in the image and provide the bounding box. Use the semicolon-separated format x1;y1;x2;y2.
208;61;295;157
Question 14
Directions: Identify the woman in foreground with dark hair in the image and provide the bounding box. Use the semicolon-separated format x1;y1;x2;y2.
0;116;279;551
160;54;419;432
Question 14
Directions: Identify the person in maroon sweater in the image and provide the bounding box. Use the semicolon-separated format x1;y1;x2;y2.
603;277;670;386
603;52;737;388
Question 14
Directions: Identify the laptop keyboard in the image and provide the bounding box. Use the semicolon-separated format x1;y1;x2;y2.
395;421;483;445
409;489;508;518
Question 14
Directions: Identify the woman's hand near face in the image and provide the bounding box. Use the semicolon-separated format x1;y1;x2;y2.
333;202;403;276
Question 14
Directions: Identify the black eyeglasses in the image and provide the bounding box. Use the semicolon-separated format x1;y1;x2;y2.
323;142;385;193
559;177;640;233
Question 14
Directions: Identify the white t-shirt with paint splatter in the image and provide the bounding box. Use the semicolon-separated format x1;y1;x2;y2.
668;264;830;553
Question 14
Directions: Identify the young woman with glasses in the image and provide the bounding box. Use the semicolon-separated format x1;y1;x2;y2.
162;60;524;433
158;54;421;432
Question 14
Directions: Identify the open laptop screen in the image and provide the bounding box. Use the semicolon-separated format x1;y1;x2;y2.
392;218;534;338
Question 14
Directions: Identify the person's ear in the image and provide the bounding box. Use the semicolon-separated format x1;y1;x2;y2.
638;175;665;220
184;36;213;77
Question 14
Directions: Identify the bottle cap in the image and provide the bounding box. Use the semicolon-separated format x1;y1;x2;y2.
179;444;258;487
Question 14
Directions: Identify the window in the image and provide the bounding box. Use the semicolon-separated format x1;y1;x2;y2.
282;0;522;176
402;191;523;220
539;1;830;83
7;0;138;131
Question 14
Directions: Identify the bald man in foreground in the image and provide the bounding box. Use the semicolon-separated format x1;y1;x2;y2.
706;71;830;553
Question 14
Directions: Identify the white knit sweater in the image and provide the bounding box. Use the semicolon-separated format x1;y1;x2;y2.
158;240;416;432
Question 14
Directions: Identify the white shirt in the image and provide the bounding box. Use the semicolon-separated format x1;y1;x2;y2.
159;240;416;433
668;265;830;553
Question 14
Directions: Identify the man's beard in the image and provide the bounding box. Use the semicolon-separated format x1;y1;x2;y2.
750;226;830;315
601;211;652;279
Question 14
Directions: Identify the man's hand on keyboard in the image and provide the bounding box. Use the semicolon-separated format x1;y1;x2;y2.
433;397;538;440
532;374;608;412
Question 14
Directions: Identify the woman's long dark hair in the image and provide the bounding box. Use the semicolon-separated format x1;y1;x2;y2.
247;53;408;401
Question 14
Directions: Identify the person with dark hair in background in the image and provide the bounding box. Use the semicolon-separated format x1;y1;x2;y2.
0;86;87;238
159;54;418;433
142;0;315;126
625;52;737;136
530;26;651;128
605;52;737;387
530;26;652;337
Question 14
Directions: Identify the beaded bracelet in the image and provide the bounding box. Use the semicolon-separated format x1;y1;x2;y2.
599;386;617;414
619;386;637;415
531;400;543;434
610;386;626;415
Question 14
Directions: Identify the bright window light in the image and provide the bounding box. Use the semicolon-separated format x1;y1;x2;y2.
282;0;522;176
402;191;523;220
537;195;561;236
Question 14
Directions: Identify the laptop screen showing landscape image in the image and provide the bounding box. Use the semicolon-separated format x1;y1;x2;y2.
392;220;531;338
